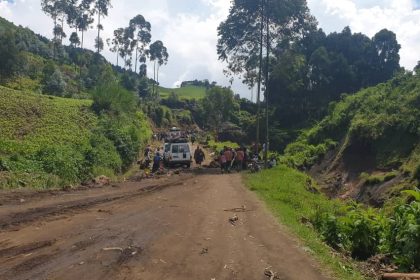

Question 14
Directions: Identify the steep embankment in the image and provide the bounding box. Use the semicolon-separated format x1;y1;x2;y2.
283;73;420;205
0;86;151;189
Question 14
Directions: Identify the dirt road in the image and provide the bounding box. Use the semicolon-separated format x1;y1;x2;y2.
0;169;331;280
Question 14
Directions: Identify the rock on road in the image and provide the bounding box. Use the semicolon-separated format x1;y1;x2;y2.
0;170;332;280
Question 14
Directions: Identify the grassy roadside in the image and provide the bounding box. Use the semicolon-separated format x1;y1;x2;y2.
244;166;368;280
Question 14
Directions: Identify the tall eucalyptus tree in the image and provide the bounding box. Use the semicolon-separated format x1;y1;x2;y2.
217;0;312;147
149;40;169;97
94;0;112;53
129;15;152;73
107;28;124;67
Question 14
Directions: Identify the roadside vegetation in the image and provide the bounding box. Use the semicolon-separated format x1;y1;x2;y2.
245;73;420;274
247;166;420;278
282;73;420;175
0;72;151;190
245;166;367;280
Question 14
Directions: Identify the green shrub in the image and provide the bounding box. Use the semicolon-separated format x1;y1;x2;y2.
341;206;386;260
35;145;88;183
282;139;336;169
314;211;345;250
312;189;420;268
43;68;67;96
389;199;420;270
313;204;387;260
85;133;122;173
92;83;136;115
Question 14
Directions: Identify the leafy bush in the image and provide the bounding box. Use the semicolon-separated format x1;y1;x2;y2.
313;204;386;260
35;145;88;183
341;206;386;259
313;211;345;250
85;133;122;174
92;80;136;115
389;190;420;271
282;138;336;169
42;62;67;96
312;189;420;268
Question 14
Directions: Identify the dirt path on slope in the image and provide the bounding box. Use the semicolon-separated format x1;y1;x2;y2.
0;170;332;280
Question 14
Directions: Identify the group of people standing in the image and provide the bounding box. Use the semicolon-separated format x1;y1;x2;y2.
218;145;278;173
219;146;247;173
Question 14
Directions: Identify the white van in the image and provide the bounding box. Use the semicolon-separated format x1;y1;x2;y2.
166;142;192;168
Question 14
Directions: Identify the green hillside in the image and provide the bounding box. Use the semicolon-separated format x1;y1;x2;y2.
159;85;206;100
283;73;420;203
0;86;94;155
0;86;151;189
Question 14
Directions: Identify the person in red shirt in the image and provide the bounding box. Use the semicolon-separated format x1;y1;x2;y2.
223;147;233;173
235;148;245;172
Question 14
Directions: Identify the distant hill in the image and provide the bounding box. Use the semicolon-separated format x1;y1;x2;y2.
158;85;206;100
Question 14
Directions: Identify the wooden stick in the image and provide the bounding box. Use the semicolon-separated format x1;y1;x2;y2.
383;273;420;279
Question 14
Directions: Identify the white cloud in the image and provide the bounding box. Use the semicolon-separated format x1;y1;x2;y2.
0;1;12;18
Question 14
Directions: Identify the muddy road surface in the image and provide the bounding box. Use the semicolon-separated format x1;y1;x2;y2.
0;169;331;280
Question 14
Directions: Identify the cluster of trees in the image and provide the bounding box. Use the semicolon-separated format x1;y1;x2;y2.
41;0;112;55
271;27;401;126
218;0;402;151
107;15;168;99
181;79;217;89
185;86;257;144
39;1;169;99
0;10;169;100
0;31;20;80
39;0;169;98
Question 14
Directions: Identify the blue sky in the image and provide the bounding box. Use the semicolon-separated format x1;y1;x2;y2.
1;0;420;99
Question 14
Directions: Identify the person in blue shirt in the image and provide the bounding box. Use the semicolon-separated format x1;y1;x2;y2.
152;152;161;173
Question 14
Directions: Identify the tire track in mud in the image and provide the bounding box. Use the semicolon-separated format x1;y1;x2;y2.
0;180;187;232
0;175;192;280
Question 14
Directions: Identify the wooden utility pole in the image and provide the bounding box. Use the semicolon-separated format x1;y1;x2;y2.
264;0;270;167
256;0;265;150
